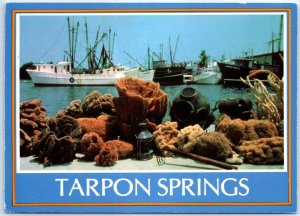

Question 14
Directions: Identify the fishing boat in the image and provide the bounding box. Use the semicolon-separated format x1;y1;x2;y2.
192;62;222;84
27;62;142;86
26;17;151;86
217;55;282;86
218;16;284;86
137;69;155;81
123;49;155;82
151;36;187;85
152;60;186;85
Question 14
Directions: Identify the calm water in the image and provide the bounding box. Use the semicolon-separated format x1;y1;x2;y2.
20;81;254;121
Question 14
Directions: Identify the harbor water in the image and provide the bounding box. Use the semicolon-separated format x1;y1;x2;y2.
20;81;255;121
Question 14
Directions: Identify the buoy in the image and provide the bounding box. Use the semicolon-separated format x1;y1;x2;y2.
69;77;75;83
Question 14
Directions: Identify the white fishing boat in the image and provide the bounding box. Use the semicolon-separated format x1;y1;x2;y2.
137;69;155;81
26;17;153;86
192;62;222;84
27;62;138;86
27;62;154;86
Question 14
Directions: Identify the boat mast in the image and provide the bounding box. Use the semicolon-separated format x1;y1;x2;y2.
147;46;151;70
172;35;180;63
73;21;79;69
108;27;111;67
277;15;283;52
84;18;91;70
111;32;116;62
272;32;275;65
169;37;173;65
67;17;74;69
160;44;163;61
71;18;76;69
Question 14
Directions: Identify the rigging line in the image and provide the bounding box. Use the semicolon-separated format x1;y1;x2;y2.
38;22;66;63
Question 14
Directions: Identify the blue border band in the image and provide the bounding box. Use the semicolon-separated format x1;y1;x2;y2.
5;2;298;213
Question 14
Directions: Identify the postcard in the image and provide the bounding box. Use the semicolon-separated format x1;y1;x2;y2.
5;2;297;213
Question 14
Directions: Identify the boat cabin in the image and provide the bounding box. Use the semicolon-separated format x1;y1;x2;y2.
34;62;71;74
152;60;167;69
229;58;280;72
229;58;257;69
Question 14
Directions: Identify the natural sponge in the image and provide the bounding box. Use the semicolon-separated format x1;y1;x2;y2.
20;129;32;156
94;143;118;166
32;128;76;166
193;132;233;162
239;137;284;164
82;90;115;117
65;100;83;118
78;115;119;141
115;77;168;124
98;94;116;114
153;121;179;156
80;132;104;161
20;99;48;156
216;114;278;146
47;115;81;138
177;124;204;153
105;140;133;159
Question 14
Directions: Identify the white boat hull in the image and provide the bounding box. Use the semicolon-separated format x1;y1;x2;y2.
27;70;126;86
138;69;155;82
27;67;154;86
193;72;222;84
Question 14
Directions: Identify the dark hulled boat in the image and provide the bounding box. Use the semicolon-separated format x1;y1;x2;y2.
152;60;186;85
218;59;282;82
218;52;283;86
218;15;284;86
151;35;188;85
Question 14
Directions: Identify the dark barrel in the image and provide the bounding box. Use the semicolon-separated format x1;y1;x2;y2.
217;98;253;119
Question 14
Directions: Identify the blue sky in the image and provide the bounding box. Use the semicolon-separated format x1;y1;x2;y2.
20;14;283;67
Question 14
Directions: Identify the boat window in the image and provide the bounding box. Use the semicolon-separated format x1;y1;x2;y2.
38;66;40;71
249;61;253;68
51;66;53;69
55;66;57;73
